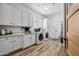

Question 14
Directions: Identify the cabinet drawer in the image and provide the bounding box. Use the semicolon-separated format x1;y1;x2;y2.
0;37;6;41
7;37;13;40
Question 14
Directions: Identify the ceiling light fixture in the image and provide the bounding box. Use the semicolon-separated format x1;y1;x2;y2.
45;7;49;10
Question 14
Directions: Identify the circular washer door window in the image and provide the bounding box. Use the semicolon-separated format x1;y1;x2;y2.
38;33;44;41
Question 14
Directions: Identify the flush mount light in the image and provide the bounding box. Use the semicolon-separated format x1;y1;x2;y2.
45;7;49;10
37;5;40;7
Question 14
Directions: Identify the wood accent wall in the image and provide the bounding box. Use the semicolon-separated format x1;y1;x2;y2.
67;4;79;56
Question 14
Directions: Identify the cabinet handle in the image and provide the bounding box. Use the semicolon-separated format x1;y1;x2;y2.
30;37;32;39
11;41;13;43
14;40;15;42
10;22;12;24
11;40;15;43
10;22;13;25
6;38;7;40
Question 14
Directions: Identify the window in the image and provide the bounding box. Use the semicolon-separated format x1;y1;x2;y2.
43;18;47;29
33;18;38;28
32;16;42;28
38;19;42;28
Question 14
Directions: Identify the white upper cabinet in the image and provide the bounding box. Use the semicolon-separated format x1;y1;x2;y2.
22;11;33;27
28;14;33;27
23;34;35;49
2;4;13;25
0;3;43;27
22;11;29;26
0;4;3;25
0;4;22;26
13;7;22;26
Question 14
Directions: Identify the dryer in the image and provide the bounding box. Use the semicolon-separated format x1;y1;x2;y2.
43;31;49;41
35;32;44;44
45;32;49;39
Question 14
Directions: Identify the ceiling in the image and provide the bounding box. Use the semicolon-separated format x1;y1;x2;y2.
24;3;64;16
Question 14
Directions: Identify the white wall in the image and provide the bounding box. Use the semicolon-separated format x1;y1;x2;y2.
47;4;64;39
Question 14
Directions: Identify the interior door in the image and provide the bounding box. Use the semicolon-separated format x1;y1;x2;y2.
67;10;79;56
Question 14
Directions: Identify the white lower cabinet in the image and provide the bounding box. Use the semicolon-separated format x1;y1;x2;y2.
32;34;35;45
0;37;13;55
0;36;22;55
29;34;35;45
0;34;35;55
13;36;22;50
7;36;22;51
23;35;30;48
23;34;35;49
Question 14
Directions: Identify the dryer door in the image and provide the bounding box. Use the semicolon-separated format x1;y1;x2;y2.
38;33;44;41
45;32;49;38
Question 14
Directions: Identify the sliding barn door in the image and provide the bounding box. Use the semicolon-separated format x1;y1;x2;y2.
67;4;79;55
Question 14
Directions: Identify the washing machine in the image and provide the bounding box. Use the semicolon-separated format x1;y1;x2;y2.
35;32;44;44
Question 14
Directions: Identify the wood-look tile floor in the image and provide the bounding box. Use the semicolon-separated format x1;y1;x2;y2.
9;39;67;56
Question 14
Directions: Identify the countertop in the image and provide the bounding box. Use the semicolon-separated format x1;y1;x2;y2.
0;32;35;38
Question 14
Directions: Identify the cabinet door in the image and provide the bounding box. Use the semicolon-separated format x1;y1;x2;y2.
28;14;33;27
13;36;22;50
13;7;22;26
28;35;32;45
32;34;35;44
0;37;13;55
22;11;29;26
30;34;35;45
0;4;3;25
2;4;12;25
23;35;30;48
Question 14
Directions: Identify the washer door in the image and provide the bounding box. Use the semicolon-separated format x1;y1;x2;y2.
38;33;44;41
45;32;49;38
